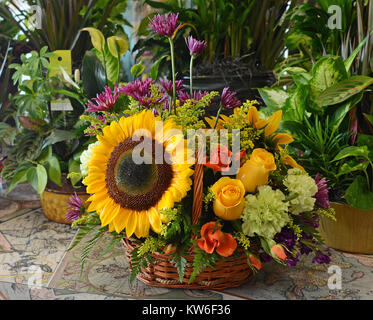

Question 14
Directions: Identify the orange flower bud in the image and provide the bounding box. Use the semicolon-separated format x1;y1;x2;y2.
271;244;287;261
249;255;262;270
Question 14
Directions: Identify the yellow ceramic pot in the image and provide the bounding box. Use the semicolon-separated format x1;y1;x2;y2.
40;188;90;224
318;202;373;254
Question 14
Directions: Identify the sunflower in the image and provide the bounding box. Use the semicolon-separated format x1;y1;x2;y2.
83;110;194;238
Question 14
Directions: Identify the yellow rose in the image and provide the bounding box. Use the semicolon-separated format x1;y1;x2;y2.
236;148;276;193
211;177;245;220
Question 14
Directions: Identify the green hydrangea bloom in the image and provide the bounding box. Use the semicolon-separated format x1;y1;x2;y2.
242;185;290;239
283;168;318;215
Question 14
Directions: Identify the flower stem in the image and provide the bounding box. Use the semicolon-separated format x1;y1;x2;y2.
213;103;223;129
189;54;194;97
168;37;176;113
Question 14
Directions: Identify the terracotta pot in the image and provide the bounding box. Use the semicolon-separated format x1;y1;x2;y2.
318;202;373;254
40;188;90;224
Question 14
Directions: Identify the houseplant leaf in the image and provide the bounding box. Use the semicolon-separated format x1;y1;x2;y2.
82;27;105;52
47;156;62;187
333;145;370;162
27;164;48;195
81;51;106;99
344;175;373;210
309;56;348;101
107;36;130;58
258;87;289;112
317;76;373;107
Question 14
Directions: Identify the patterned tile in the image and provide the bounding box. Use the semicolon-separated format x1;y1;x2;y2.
48;232;223;300
0;208;76;286
0;281;127;300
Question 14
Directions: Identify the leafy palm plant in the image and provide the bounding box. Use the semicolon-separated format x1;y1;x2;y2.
133;0;298;76
0;0;131;64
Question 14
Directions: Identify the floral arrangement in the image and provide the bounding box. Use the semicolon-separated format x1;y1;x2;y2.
69;13;335;286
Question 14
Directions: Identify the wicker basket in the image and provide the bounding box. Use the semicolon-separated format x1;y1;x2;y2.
122;156;254;289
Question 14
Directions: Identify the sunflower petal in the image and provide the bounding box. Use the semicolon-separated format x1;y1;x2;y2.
148;207;161;234
112;208;131;234
135;211;150;238
125;211;138;238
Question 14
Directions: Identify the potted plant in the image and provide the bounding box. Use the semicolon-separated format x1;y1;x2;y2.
0;46;94;223
68;13;334;289
133;0;298;106
259;51;373;253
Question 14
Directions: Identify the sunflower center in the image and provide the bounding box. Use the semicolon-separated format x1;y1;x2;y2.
114;150;158;196
106;138;174;211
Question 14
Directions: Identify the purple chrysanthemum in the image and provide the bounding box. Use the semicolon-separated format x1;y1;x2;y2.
86;84;119;113
220;87;241;109
314;173;330;208
119;78;166;108
159;78;184;96
149;13;181;37
178;90;209;104
185;36;207;56
66;192;84;222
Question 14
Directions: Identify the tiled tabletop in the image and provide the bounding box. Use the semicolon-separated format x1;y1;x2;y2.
1;185;373;300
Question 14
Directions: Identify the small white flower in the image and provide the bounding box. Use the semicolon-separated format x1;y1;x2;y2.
80;141;100;177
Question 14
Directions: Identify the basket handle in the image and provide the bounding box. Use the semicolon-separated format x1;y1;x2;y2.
192;152;204;225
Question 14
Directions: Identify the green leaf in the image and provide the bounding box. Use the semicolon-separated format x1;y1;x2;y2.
150;55;168;81
344;175;373;210
317;76;373;107
107;36;129;58
309;56;348;102
93;46;120;86
337;160;369;177
36;146;52;163
345;31;373;72
82;27;105;52
81;51;106;99
282;85;308;122
278;67;311;86
42;130;73;149
258;87;289;111
7;168;29;194
68;159;82;186
363;113;373;127
27;165;48;195
333;145;370;162
47;156;62;187
131;59;145;78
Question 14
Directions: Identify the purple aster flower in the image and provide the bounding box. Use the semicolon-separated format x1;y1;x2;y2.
159;78;184;96
185;36;207;56
314;173;330;208
66;192;84;222
148;13;181;37
220;87;241;109
86;84;119;113
119;78;166;108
